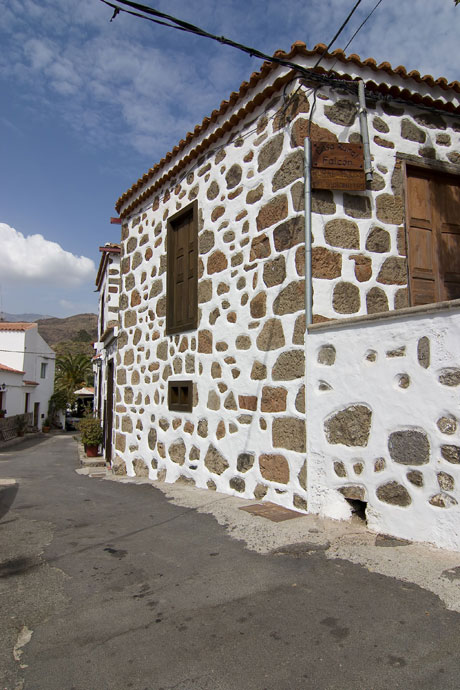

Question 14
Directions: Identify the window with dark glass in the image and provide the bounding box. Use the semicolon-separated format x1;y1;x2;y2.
166;200;198;335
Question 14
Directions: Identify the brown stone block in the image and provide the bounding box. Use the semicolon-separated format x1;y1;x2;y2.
198;329;213;354
115;433;126;452
216;420;226;440
261;387;287;412
312;247;342;279
199;230;215;254
292;314;306;346
259;453;290;484
272;417;306;452
366;226;390;253
374;136;394;149
324;218;359;249
325;99;357;126
272;150;303;192
273;281;305;315
204;444;229;475
250;233;271;261
376;194;404;225
272;350;304;380
257;133;284;172
377;481;412;507
401;119;426;143
251;361;267;380
366;287;389;314
250;292;266;318
350;254;372;282
256;318;285;351
207;250;227;274
273;92;309;130
377;257;407;285
211;206;225;222
290;119;337;148
324;405;372;447
246;184;264;204
239;395;257;411
273;216;304;251
263;256;286;287
332;282;360;314
343;193;372;220
256;195;288;231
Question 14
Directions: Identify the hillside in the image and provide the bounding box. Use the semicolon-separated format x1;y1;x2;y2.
36;313;98;357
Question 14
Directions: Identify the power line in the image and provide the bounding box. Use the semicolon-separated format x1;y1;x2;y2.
100;0;365;91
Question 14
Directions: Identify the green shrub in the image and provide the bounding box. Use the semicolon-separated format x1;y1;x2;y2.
77;416;103;446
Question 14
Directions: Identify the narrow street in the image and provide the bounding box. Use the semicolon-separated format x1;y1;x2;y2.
1;434;459;690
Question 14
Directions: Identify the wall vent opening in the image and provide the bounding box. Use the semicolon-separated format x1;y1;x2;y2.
345;498;367;523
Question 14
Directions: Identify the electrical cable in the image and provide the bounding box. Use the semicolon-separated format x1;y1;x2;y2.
329;0;385;73
312;0;362;69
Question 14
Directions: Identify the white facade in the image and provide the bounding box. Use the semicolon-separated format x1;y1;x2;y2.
0;323;55;425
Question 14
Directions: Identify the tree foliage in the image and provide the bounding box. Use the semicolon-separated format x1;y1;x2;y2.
54;353;93;402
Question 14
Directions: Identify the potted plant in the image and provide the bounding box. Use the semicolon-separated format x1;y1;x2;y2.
42;417;51;433
77;415;103;457
0;409;6;418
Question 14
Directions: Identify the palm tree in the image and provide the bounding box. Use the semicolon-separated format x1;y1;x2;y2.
55;353;93;402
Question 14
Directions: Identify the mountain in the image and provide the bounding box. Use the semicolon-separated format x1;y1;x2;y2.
1;312;54;322
37;314;98;352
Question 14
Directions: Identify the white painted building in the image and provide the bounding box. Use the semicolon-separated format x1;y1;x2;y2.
110;42;460;550
93;243;120;462
0;322;55;427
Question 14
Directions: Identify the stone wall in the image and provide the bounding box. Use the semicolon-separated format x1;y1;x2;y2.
113;72;460;514
307;303;460;551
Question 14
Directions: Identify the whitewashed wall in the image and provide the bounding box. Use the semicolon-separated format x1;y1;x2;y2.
307;302;460;551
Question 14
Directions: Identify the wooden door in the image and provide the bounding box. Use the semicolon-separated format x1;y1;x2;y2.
407;168;460;305
104;359;114;463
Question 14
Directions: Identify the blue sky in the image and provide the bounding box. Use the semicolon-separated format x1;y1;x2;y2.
0;0;458;318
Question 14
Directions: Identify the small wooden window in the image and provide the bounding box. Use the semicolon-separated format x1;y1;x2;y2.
168;380;193;412
166;200;198;335
40;363;47;378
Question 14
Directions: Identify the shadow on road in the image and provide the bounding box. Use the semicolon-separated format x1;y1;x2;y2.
0;483;19;521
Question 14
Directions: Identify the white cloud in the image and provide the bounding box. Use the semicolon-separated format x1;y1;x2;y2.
0;223;95;286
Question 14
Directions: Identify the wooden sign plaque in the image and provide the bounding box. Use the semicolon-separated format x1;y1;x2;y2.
311;142;366;191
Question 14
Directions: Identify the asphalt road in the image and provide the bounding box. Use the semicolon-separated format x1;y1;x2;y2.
1;434;460;690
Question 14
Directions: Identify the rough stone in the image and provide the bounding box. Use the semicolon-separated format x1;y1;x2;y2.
377;481;412;506
324;99;357;126
112;456;127;476
258;133;284;172
199;230;215;254
273;216;304;251
273;281;305;315
211;206;225;222
343;194;372;219
293;495;308;511
237;453;254;473
254;483;268;499
377;257;407;285
225;164;242;190
290;119;337;148
236;335;252;350
374;457;386;472
366;226;390;253
324;405;372;447
207;180;219;201
376;194;404;225
439;369;460;386
273;350;304;380
132;458;149;477
250;234;271;261
250;292;266;319
197;419;208;438
338;485;365;501
256;195;289;231
366;287;389;314
246;184;264;204
415;336;430;369
414;112;446;130
263;256;286;287
324;218;359;249
259;454;290;484
351;254;372;282
251;361;267;380
333;282;360;314
438;471;454;492
317;345;335;366
401;119;426;142
230;477;246;493
273;92;309;130
224;392;237;410
261;387;287;413
447;152;460;165
257;319;285;351
272;417;306;452
216;420;226;440
441;445;460;464
373;116;389;133
388;430;430;465
198;280;213;303
311;247;342;279
169;440;186;465
207;390;220;410
198;329;212;354
147;428;157;450
207;250;228;274
272;150;303;192
239;395;257;411
394;288;409;309
373;136;394;149
437;416;457;435
204;445;229;475
429;493;458;508
292;314;305;346
295;385;305;413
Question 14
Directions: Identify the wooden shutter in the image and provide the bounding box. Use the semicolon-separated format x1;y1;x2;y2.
167;201;198;334
407;167;460;306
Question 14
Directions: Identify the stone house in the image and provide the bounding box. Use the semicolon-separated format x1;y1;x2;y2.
111;41;460;550
93;243;121;462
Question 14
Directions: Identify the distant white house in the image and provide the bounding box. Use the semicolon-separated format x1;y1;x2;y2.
0;322;55;428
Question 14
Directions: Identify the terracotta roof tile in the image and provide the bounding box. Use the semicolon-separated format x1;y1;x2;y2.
0;322;36;331
0;363;24;374
116;42;460;216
